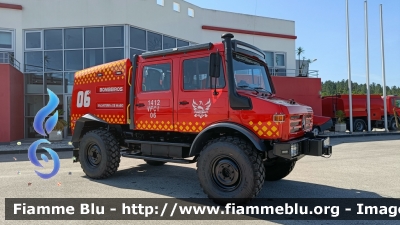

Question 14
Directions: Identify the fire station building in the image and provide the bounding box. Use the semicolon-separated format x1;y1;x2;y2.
0;0;297;143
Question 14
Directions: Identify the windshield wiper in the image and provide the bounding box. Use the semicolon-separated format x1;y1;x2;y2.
237;85;260;94
253;87;273;96
237;85;272;96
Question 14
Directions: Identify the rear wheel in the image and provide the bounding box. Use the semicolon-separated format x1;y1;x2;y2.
264;161;296;181
79;129;120;179
197;136;265;205
389;117;398;131
353;119;366;132
144;160;166;166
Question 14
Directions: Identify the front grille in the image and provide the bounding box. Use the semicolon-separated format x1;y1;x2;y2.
290;114;313;133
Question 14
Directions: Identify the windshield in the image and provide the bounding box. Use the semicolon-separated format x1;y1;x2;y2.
395;99;400;108
232;53;273;93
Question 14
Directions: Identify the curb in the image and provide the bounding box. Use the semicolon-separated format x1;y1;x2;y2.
0;147;73;155
319;132;400;139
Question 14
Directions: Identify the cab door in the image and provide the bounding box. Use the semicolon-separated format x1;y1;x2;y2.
175;54;228;133
134;59;174;131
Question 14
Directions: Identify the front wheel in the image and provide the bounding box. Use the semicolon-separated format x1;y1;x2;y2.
196;136;265;205
79;129;121;179
264;161;296;181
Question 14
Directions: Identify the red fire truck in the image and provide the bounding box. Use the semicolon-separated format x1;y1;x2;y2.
70;33;332;204
322;94;400;131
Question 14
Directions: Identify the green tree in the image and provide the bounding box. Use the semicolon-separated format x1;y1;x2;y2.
321;80;399;96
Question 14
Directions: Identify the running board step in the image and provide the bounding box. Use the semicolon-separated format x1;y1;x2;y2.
124;140;191;148
121;153;195;164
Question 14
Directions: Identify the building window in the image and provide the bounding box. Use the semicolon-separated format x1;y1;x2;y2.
25;95;44;116
264;51;287;76
44;72;64;94
130;27;146;50
188;8;194;17
0;30;12;49
105;26;124;48
23;25;196;138
64;28;83;49
84;27;103;48
64;72;75;94
142;63;171;92
183;57;225;90
157;0;164;6
173;2;180;12
65;50;83;71
104;48;124;63
177;39;189;47
264;51;274;67
25;31;42;50
85;49;103;68
44;51;63;71
25;51;43;72
147;31;162;51
275;53;285;67
44;29;63;50
25;73;44;94
163;35;176;50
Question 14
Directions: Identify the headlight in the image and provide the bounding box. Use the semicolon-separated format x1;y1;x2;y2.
290;143;299;156
273;114;286;123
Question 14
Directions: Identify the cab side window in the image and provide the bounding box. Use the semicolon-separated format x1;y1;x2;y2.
183;56;225;90
142;63;171;92
395;99;400;108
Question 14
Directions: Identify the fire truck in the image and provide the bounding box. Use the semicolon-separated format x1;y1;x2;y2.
322;94;400;131
71;33;332;204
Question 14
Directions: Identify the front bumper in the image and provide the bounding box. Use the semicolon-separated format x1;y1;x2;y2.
272;136;332;160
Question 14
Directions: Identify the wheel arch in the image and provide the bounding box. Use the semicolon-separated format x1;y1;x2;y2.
189;122;266;157
71;114;109;143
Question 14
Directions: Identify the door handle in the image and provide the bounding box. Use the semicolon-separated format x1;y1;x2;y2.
180;101;189;105
135;103;145;107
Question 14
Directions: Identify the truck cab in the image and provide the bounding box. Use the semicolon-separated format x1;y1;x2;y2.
71;33;332;204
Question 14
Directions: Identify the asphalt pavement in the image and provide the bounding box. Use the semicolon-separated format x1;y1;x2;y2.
0;135;399;225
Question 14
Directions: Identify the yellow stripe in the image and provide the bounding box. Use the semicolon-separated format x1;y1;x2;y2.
128;66;133;86
126;104;130;124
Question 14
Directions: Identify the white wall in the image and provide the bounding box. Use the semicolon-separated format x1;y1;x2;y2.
0;0;296;72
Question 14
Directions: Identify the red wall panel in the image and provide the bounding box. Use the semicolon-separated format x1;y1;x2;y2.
9;66;24;141
0;65;11;143
0;64;24;143
271;76;322;115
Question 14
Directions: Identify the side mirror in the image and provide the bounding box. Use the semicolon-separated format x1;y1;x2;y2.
209;52;221;78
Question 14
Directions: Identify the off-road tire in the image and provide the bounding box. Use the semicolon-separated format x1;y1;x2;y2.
79;129;120;179
353;119;366;132
264;161;296;181
196;136;265;205
144;160;166;166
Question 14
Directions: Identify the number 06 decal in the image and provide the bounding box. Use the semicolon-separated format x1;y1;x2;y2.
77;90;91;108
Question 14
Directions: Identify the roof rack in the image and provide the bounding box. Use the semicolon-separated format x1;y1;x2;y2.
141;43;213;59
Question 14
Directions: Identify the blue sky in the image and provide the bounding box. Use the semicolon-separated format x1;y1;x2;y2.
185;0;400;87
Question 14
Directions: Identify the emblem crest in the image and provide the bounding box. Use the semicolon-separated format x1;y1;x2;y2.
192;99;211;118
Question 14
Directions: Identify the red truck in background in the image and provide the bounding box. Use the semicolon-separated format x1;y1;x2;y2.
271;76;333;135
322;94;400;131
